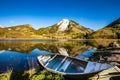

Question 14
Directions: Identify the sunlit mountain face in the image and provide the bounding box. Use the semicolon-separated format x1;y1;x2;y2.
1;18;120;39
90;18;120;39
0;19;93;39
37;19;93;39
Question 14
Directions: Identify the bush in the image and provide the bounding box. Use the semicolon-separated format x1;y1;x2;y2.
30;70;65;80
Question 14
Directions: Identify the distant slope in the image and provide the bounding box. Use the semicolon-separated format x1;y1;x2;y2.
38;19;93;39
5;24;36;38
90;18;120;39
0;27;9;38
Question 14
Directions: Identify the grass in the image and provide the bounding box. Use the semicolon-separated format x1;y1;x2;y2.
0;70;12;80
0;69;65;80
0;68;36;80
30;70;65;80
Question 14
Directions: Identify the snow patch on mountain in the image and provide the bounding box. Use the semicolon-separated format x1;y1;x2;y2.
0;25;4;28
57;19;70;31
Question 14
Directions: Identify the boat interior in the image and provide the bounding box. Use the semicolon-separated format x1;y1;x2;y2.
39;54;88;73
38;54;113;74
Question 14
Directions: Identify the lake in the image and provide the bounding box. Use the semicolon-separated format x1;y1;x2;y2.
0;39;118;74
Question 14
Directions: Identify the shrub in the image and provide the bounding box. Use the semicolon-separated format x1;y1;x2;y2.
30;70;65;80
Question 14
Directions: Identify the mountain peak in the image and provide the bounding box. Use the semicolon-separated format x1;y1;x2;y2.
106;18;120;28
57;19;70;32
57;19;69;25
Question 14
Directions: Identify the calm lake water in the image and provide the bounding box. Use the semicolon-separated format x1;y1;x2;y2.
0;39;117;73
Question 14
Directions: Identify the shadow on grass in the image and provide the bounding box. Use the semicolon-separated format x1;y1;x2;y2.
110;76;120;80
10;71;30;80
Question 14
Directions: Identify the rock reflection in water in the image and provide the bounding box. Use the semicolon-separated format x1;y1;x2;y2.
89;52;120;68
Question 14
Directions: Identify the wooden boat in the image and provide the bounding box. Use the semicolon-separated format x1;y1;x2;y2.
37;54;114;79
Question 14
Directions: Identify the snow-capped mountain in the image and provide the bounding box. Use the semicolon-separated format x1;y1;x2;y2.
38;19;94;39
56;19;93;33
57;19;70;32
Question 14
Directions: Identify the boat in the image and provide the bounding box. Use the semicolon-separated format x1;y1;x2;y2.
37;54;114;79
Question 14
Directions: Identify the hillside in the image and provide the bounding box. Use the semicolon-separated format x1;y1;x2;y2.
37;19;93;39
89;18;120;39
0;27;9;38
1;18;120;39
0;24;37;38
0;19;93;39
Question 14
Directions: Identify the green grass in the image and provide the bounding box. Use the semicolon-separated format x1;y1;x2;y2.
0;69;65;80
0;70;12;80
0;68;36;80
30;70;65;80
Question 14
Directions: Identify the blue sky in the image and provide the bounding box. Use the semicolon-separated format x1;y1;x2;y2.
0;0;120;30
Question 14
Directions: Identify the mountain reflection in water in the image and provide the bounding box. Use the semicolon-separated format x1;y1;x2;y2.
0;39;118;73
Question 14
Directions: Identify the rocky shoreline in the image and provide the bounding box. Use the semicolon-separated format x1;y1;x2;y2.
89;48;120;68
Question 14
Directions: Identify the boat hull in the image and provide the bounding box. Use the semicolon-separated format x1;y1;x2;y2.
44;66;101;79
37;54;114;79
